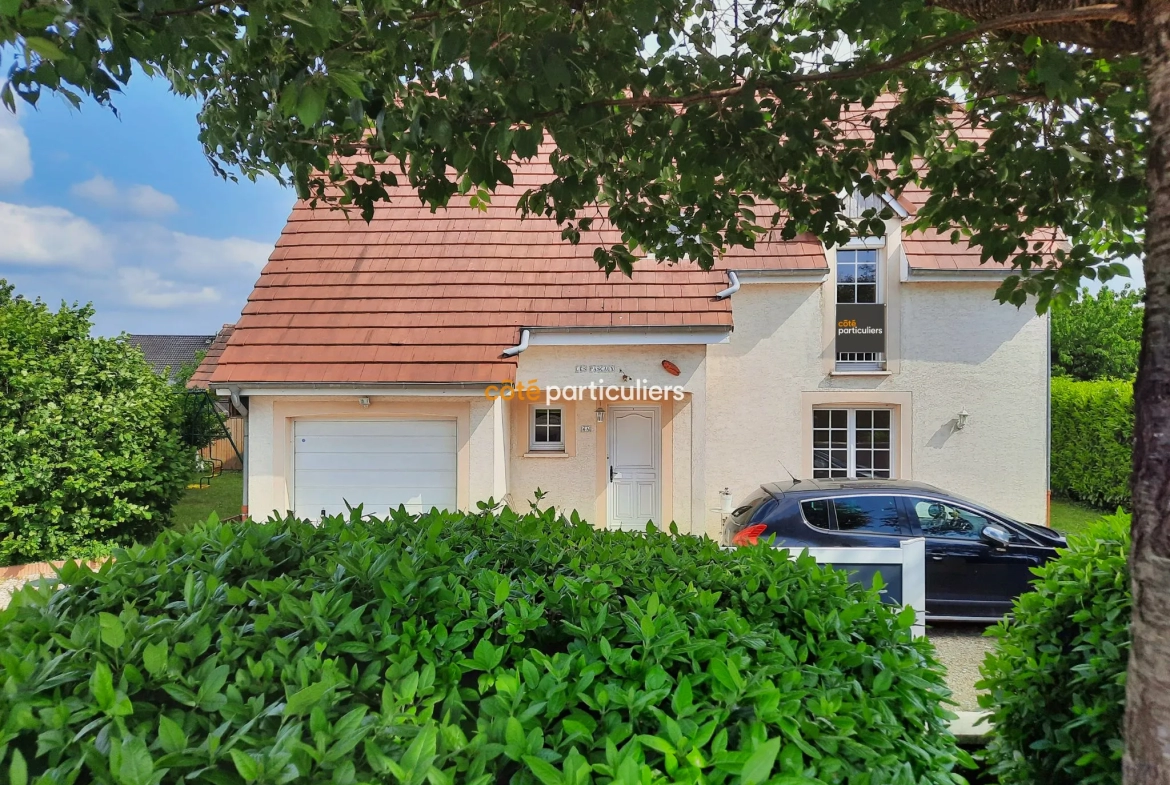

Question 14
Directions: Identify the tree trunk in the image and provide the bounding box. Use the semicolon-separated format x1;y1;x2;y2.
1126;2;1170;783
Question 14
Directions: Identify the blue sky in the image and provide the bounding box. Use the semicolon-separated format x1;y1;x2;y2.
0;74;294;336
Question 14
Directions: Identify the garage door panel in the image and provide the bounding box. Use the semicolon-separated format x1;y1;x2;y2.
295;451;456;472
296;437;458;455
293;419;457;518
296;420;455;439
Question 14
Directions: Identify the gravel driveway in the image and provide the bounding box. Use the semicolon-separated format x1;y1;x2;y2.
928;623;997;711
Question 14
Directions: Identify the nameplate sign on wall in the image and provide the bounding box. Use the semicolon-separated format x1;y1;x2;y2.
836;304;886;354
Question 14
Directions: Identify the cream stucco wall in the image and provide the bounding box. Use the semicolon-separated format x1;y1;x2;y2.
702;277;1049;539
244;395;498;520
510;344;706;531
243;250;1047;537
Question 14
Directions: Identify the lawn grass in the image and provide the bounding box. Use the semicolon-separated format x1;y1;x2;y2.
169;471;244;532
1050;496;1115;537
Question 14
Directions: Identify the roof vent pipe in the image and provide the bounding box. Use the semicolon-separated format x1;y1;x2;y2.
502;329;531;357
714;271;740;300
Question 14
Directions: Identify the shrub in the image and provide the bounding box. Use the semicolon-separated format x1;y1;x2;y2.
1050;377;1133;509
0;507;971;785
0;283;191;564
1051;285;1143;382
978;513;1131;785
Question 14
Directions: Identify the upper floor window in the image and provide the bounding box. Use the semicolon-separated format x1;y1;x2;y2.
835;245;885;371
836;248;879;304
530;406;565;451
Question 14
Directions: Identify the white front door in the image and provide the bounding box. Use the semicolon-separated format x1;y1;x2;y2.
607;406;661;530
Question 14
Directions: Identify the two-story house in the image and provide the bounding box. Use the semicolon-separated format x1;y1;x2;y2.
195;155;1050;537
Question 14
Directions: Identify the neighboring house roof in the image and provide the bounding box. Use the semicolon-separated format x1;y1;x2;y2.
187;324;236;389
127;334;216;379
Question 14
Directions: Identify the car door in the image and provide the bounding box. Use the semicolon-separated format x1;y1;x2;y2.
902;496;1042;619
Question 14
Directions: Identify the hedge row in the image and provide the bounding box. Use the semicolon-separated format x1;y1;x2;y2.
979;512;1131;785
0;507;971;785
1050;377;1133;510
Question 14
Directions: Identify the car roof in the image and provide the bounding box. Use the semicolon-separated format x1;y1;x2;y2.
760;478;948;499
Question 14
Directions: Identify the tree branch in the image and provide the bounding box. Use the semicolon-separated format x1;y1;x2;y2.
588;4;1133;111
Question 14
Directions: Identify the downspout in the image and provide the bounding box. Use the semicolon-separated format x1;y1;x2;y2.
1046;312;1052;527
714;271;740;300
230;389;249;519
502;329;531;357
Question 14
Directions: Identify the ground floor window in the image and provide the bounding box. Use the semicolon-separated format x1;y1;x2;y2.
812;408;893;479
529;406;565;451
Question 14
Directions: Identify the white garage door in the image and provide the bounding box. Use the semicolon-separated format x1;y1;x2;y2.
293;419;457;519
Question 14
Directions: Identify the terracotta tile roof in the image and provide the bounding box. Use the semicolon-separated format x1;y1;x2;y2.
208;104;1035;385
210;155;759;386
903;228;1064;271
188;324;235;389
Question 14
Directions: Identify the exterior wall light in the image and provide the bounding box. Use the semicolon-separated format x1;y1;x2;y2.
359;397;371;407
596;408;605;422
956;409;969;430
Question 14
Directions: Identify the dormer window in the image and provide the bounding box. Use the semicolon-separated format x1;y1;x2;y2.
834;239;886;372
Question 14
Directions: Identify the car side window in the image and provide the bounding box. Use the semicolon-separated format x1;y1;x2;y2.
801;499;831;530
907;497;1002;541
831;496;902;535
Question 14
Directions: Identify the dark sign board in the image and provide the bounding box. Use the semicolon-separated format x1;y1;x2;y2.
836;304;886;355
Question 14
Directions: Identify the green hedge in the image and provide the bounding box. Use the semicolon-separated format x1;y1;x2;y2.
978;513;1130;785
1050;377;1133;510
0;507;971;785
0;283;191;564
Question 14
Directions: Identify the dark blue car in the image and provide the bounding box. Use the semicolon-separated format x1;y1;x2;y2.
724;479;1067;621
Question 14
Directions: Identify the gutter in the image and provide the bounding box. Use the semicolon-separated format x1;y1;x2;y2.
714;271;741;300
229;388;249;519
502;328;531;357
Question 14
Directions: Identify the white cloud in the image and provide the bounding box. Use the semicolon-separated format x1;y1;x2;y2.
0;202;111;269
117;267;221;308
70;174;119;203
71;174;180;217
0;108;32;189
0;199;273;311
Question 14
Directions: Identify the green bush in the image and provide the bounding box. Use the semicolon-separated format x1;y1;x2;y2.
1050;377;1133;510
0;283;191;564
0;507;971;785
1051;286;1143;382
978;513;1131;785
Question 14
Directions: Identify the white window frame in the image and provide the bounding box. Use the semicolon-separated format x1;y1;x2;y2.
835;239;886;371
812;407;896;479
529;405;566;452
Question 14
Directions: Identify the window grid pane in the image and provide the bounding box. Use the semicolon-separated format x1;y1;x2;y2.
812;408;849;479
853;408;892;479
811;408;893;480
532;407;565;449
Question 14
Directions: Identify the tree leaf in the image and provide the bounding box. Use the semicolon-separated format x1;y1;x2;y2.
741;738;781;785
24;36;65;60
90;661;115;710
9;749;26;785
158;715;188;754
99;613;125;648
230;749;261;782
523;755;564;785
285;680;333;715
297;83;326;128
